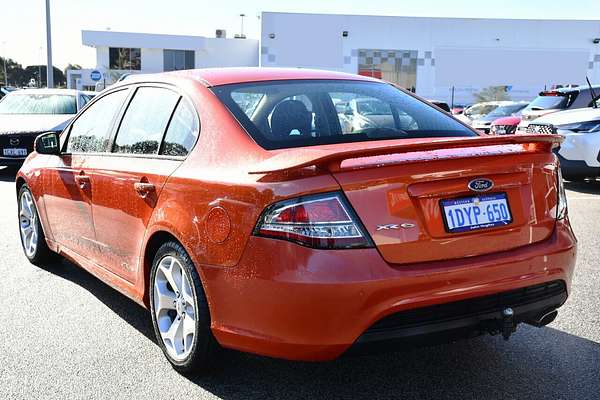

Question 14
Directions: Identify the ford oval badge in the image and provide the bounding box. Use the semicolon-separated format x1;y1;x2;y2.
468;178;494;192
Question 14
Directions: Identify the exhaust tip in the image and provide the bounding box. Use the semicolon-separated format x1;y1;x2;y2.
527;310;558;328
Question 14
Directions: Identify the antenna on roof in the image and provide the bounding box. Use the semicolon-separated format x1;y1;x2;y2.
586;76;597;109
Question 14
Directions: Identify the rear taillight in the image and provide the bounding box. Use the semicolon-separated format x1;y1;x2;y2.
556;167;568;220
254;192;373;249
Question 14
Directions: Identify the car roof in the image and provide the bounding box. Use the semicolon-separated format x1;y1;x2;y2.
143;67;381;87
551;85;600;94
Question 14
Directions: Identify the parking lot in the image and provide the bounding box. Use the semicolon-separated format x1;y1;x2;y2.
0;166;598;400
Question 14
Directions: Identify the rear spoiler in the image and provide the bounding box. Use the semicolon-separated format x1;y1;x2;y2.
249;134;563;175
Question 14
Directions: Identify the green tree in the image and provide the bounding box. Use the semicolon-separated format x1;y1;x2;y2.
473;86;511;102
0;56;26;87
64;63;82;77
24;65;66;88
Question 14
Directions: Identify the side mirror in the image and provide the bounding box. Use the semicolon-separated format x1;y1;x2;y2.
35;132;60;155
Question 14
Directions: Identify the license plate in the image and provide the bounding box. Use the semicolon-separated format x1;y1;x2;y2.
3;148;27;157
441;193;512;233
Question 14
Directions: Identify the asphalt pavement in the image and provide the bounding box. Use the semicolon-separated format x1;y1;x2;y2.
0;167;598;400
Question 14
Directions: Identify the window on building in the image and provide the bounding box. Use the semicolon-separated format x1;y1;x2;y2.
109;47;141;70
163;49;195;71
113;87;180;155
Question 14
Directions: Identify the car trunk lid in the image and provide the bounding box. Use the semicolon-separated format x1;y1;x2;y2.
251;135;562;264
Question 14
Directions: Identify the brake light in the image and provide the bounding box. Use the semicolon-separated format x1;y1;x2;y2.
254;192;373;249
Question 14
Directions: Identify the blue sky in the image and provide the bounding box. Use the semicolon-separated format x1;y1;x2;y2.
2;0;600;69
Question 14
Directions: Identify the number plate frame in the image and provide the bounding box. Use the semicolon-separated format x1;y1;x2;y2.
440;192;513;233
3;148;27;157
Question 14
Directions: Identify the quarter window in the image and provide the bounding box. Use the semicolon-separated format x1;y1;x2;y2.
161;99;199;157
109;47;141;70
113;87;180;155
66;89;129;153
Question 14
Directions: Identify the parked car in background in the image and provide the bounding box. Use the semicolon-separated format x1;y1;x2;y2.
451;104;468;115
0;86;18;99
454;101;508;125
526;105;600;181
341;96;417;132
490;115;522;135
0;89;95;167
16;68;575;373
471;102;528;134
517;85;600;133
427;100;451;113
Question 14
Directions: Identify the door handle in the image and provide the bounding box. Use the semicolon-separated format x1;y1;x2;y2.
134;182;155;198
74;174;90;189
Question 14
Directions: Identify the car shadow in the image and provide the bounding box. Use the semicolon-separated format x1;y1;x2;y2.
39;257;599;399
0;167;18;182
38;258;156;343
564;179;600;195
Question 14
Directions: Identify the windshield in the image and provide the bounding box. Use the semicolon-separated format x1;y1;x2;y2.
0;93;77;114
212;80;476;150
487;103;528;117
525;94;569;111
465;104;498;117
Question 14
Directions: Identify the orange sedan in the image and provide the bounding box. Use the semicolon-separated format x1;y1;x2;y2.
16;68;576;372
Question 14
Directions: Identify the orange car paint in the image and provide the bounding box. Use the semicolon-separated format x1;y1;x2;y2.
16;68;577;361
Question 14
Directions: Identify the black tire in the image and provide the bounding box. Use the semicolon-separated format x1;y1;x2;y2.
17;184;55;265
149;241;218;373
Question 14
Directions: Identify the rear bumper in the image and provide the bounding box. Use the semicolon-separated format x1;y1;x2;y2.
351;280;566;353
203;219;577;361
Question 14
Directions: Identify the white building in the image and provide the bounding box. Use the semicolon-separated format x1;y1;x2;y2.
67;30;258;90
260;12;600;104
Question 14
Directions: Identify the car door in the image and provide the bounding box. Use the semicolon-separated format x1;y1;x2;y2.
86;85;199;283
42;88;130;258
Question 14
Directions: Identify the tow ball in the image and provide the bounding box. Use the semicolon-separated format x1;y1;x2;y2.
501;307;516;340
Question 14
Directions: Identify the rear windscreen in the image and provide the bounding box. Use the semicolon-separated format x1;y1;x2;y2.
212;80;476;150
525;94;570;111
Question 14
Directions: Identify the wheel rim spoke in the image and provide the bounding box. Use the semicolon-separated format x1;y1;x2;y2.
19;191;38;257
153;255;197;360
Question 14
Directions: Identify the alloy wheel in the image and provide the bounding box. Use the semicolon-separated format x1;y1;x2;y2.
153;255;197;361
19;190;38;258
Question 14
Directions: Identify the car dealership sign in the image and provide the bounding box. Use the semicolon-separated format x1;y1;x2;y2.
90;70;103;81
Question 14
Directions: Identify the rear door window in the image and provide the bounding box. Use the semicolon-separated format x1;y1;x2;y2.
212;80;475;150
66;89;129;153
113;87;180;155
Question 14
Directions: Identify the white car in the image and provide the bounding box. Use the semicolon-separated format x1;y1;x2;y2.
526;107;600;181
454;101;512;126
0;88;95;166
516;86;600;133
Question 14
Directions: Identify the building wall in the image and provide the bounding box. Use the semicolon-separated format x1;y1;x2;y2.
261;12;600;104
73;31;259;90
196;39;259;68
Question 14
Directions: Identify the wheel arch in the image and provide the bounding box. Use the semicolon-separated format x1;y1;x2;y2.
141;228;212;310
142;230;180;307
15;176;26;194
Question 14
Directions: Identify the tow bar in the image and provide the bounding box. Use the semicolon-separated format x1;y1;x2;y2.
501;308;516;340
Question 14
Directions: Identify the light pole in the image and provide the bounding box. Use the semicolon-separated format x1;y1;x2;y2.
1;41;7;86
45;0;54;88
240;13;246;38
